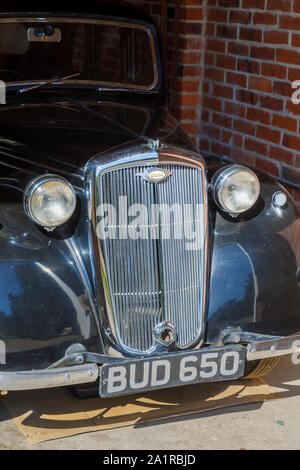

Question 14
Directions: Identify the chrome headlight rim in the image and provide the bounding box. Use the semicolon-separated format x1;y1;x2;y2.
212;164;260;215
24;174;77;228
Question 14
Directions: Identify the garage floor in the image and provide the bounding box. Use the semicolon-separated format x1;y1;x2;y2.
0;355;300;450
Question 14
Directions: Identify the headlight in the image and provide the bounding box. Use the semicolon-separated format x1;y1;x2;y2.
24;175;76;228
213;165;260;215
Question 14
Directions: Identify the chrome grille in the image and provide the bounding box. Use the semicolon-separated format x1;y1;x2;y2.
99;163;206;352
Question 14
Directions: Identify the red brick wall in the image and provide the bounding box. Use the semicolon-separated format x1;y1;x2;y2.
114;0;300;201
200;0;300;202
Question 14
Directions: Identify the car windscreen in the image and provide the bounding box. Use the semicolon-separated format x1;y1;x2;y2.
0;18;158;90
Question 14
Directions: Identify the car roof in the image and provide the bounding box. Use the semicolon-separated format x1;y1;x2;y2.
0;1;155;25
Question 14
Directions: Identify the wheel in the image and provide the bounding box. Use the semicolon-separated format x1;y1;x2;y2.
243;357;281;379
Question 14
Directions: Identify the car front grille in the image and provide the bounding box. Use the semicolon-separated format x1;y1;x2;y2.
98;162;207;353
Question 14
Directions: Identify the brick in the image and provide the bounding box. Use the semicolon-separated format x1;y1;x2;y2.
180;80;201;92
213;112;233;128
204;52;214;66
239;27;262;42
236;88;258;105
234;119;256;135
237;58;260;74
203;80;211;94
178;108;199;121
203;124;221;140
257;125;281;144
181;51;202;65
179;37;203;50
292;34;300;48
180;93;202;107
224;101;246;117
245;137;268;155
222;130;243;147
206;23;216;36
203;96;223;112
226;71;247;87
228;41;249;56
180;7;203;21
269;146;294;164
179;22;203;35
211;142;231;158
242;0;265;8
216;54;236;70
201;108;210;122
279;16;300;30
261;63;287;79
282;134;300;151
288;68;300;82
247;107;270;125
205;67;225;82
199;137;210;152
264;31;289;44
207;8;228;22
216;24;237;39
249;76;272;93
294;0;300;13
253;13;277;25
272;114;298;133
219;0;240;6
256;158;279;177
267;0;291;12
182;122;201;134
222;130;233;144
277;49;300;65
259;95;284;112
206;38;226;53
273;81;293;97
229;10;251;24
251;46;275;61
213;83;234;99
179;64;203;77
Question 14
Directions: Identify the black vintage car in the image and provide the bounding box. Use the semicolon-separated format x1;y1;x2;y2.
0;3;299;398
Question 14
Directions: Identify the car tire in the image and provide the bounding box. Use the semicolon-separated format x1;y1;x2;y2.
242;357;281;379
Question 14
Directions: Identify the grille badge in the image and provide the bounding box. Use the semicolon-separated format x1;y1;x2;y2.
136;167;172;183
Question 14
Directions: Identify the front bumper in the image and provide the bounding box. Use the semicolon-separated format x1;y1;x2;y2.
0;333;299;392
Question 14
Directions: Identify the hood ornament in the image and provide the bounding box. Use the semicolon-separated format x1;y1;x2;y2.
136;167;172;183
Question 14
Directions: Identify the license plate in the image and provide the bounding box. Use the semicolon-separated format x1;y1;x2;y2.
99;345;246;397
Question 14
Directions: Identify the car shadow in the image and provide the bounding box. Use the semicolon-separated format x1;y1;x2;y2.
0;355;298;442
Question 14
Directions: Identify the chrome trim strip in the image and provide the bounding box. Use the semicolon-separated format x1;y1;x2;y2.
1;17;159;92
0;363;98;391
247;334;300;361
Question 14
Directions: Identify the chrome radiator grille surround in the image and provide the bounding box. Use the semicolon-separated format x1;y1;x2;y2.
96;158;207;354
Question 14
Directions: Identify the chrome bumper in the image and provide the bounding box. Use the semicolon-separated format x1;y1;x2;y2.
246;334;300;361
1;334;300;392
0;363;98;391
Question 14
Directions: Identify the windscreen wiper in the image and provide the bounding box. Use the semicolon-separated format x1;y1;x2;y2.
18;73;81;95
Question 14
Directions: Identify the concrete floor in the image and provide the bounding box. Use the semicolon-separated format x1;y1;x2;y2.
1;355;300;450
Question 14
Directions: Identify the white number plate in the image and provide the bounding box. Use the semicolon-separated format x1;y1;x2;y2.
99;345;246;397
